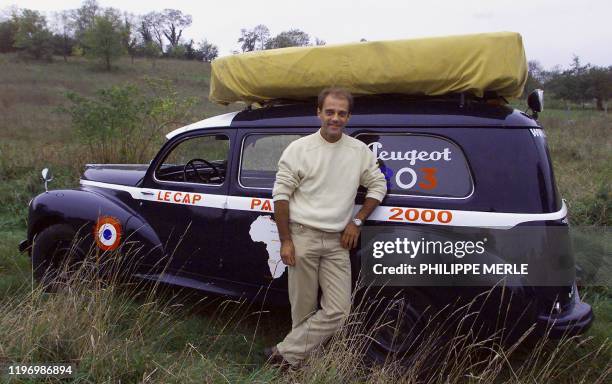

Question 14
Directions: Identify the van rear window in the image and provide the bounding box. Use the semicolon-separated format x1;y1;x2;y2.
357;134;473;198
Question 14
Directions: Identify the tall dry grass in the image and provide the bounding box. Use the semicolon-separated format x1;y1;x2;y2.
1;235;609;383
279;281;611;384
0;238;277;383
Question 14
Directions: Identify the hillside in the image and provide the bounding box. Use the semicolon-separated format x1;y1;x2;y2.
0;54;236;142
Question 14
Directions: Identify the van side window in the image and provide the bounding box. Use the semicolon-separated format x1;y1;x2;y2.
357;134;473;198
240;134;303;189
156;134;230;185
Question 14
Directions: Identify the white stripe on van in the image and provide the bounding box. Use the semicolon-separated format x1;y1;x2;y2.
80;180;567;229
165;111;239;140
81;180;227;209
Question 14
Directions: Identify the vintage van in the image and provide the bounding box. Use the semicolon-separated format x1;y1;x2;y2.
21;32;593;360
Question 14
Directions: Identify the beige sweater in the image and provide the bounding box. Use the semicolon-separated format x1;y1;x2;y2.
273;130;387;232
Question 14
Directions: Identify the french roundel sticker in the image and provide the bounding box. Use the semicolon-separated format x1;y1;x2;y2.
93;216;122;251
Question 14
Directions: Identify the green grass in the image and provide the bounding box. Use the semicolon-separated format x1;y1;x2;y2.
539;109;611;225
0;54;610;382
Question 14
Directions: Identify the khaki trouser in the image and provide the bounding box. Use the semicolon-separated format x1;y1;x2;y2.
276;222;352;365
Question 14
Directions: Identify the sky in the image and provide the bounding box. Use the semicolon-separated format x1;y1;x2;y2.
5;0;612;69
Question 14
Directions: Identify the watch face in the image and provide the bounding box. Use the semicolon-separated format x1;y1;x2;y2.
353;218;363;227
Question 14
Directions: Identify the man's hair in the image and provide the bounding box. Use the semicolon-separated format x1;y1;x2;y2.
317;87;354;113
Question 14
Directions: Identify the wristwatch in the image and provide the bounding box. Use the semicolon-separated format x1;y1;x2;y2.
352;218;363;227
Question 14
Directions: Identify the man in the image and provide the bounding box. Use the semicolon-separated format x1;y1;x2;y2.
266;87;387;366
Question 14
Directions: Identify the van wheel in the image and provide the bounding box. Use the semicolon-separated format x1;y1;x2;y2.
364;291;447;370
32;224;85;290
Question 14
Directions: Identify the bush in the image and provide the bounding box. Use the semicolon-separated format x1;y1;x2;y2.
64;78;197;164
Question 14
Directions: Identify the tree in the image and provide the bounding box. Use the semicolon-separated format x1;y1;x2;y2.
523;60;544;97
51;10;75;61
83;10;125;70
314;37;326;46
0;19;17;53
183;39;196;60
568;56;591;105
165;44;185;59
71;0;99;43
265;29;310;49
543;56;611;110
140;12;162;50
585;66;612;111
135;13;161;65
141;41;161;67
197;39;218;62
161;9;192;49
50;33;77;61
142;11;165;52
121;13;138;63
13;9;54;60
237;25;270;52
237;28;257;52
252;24;270;50
547;56;594;107
137;14;153;44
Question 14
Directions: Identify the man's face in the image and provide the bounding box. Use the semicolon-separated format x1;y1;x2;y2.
317;95;350;140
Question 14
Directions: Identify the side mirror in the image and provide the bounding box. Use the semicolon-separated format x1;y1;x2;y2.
41;168;53;192
528;89;544;117
41;168;52;181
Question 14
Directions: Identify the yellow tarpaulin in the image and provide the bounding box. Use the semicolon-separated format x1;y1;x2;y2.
209;32;527;105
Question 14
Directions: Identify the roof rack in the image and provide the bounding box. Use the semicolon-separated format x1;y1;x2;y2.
247;92;507;111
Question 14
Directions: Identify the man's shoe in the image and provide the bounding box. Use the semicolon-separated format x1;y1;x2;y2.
264;346;290;367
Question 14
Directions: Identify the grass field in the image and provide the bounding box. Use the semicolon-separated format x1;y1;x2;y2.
0;54;610;383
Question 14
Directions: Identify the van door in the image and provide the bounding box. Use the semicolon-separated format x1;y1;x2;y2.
139;130;234;281
221;129;311;301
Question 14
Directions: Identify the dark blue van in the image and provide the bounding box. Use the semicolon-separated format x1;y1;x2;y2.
21;94;593;359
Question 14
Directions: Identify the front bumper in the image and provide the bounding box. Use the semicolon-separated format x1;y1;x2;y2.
536;284;594;338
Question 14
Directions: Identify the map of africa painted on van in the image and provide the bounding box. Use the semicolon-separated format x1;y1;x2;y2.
249;215;286;278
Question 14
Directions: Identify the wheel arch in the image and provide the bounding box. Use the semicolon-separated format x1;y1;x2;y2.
27;189;164;257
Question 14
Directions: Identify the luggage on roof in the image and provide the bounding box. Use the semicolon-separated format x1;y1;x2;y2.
209;32;527;105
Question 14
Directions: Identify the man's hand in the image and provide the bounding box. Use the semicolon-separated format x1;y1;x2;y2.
280;239;296;266
274;200;295;266
341;222;360;249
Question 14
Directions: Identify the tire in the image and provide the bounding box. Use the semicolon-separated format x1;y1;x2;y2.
31;223;85;290
363;290;449;371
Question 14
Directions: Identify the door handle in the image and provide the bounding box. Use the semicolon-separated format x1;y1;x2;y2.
140;191;155;196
